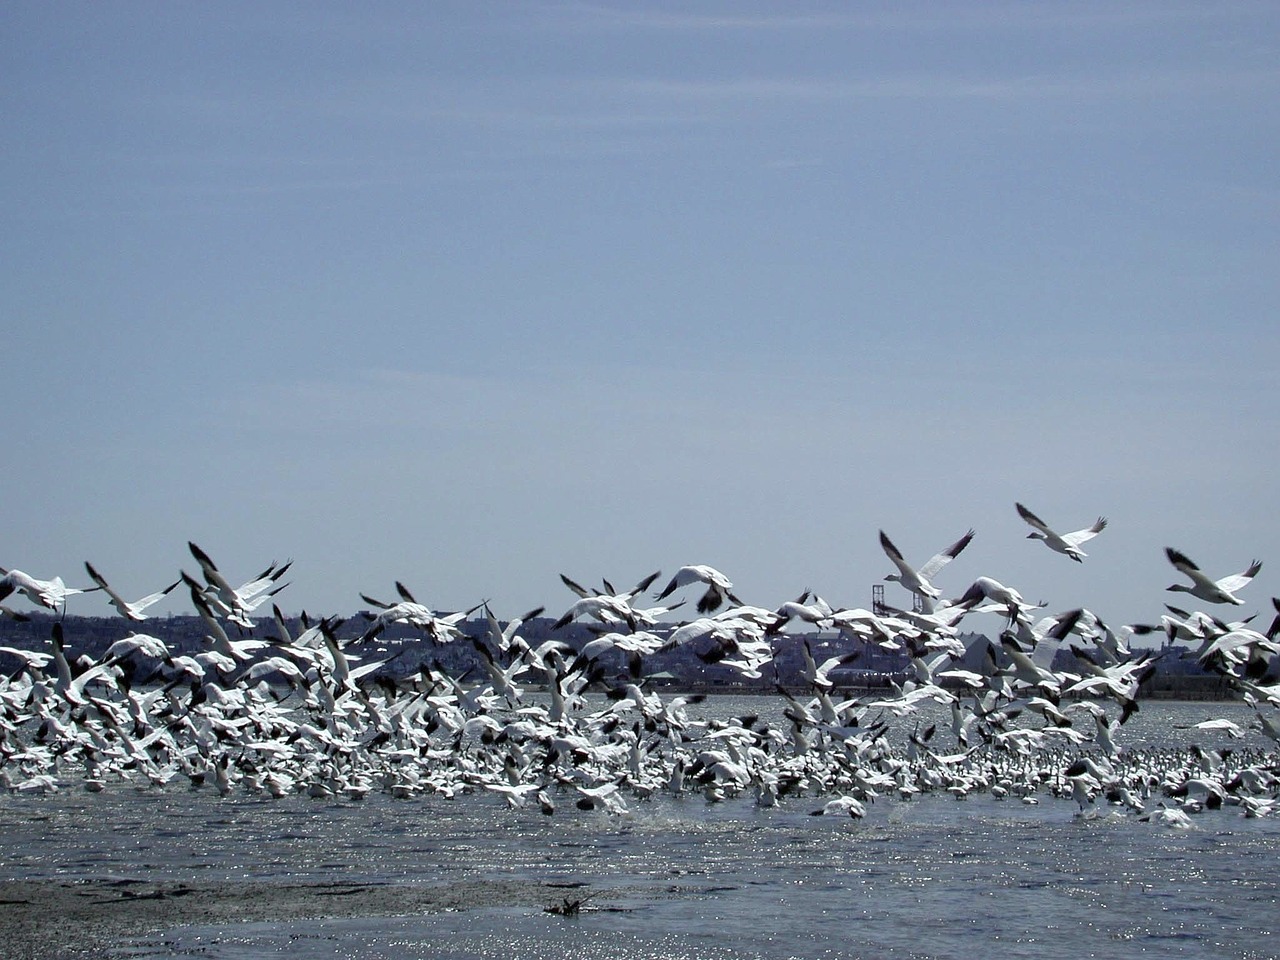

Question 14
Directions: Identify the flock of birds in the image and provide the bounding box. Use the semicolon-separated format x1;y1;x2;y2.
1;503;1279;827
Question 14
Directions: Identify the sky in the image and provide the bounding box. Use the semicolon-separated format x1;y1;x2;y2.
2;2;1277;634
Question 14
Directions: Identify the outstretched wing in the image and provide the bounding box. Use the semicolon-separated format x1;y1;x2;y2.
1015;503;1054;537
1062;517;1107;548
919;529;975;580
1215;560;1263;596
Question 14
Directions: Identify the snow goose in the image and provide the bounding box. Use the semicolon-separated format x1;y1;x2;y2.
1015;503;1107;562
1137;803;1195;828
878;529;974;602
84;562;180;621
1165;547;1262;605
0;568;91;611
559;570;660;602
811;794;867;818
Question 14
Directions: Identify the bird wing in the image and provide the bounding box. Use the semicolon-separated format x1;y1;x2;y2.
84;562;131;610
560;573;592;598
627;570;662;598
878;531;917;580
1016;503;1055;537
919;529;975;580
1062;517;1107;547
188;542;235;595
1165;548;1217;589
130;579;182;612
235;566;290;602
653;572;684;602
1216;560;1263;595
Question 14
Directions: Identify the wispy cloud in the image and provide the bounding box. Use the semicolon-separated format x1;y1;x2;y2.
626;65;1279;104
549;1;1273;33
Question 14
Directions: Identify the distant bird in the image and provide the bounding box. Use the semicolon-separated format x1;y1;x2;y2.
358;589;482;644
559;570;660;602
797;638;858;691
1015;503;1107;562
1165;548;1262;605
84;562;180;621
879;529;975;602
653;565;741;614
553;570;666;630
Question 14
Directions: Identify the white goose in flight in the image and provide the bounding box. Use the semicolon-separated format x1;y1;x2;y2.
1015;503;1107;562
878;528;974;602
0;568;91;612
84;562;180;621
1165;547;1262;605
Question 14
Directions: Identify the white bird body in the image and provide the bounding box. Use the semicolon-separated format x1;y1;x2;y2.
771;592;835;633
552;595;638;631
102;632;171;662
826;607;899;647
799;639;856;690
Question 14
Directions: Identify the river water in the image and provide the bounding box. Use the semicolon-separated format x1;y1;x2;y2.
3;698;1277;960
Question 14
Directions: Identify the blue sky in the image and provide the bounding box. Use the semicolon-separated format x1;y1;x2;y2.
3;2;1277;631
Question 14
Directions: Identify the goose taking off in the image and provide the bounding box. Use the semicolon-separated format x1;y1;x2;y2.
1015;503;1107;562
187;542;291;627
1165;548;1262;605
